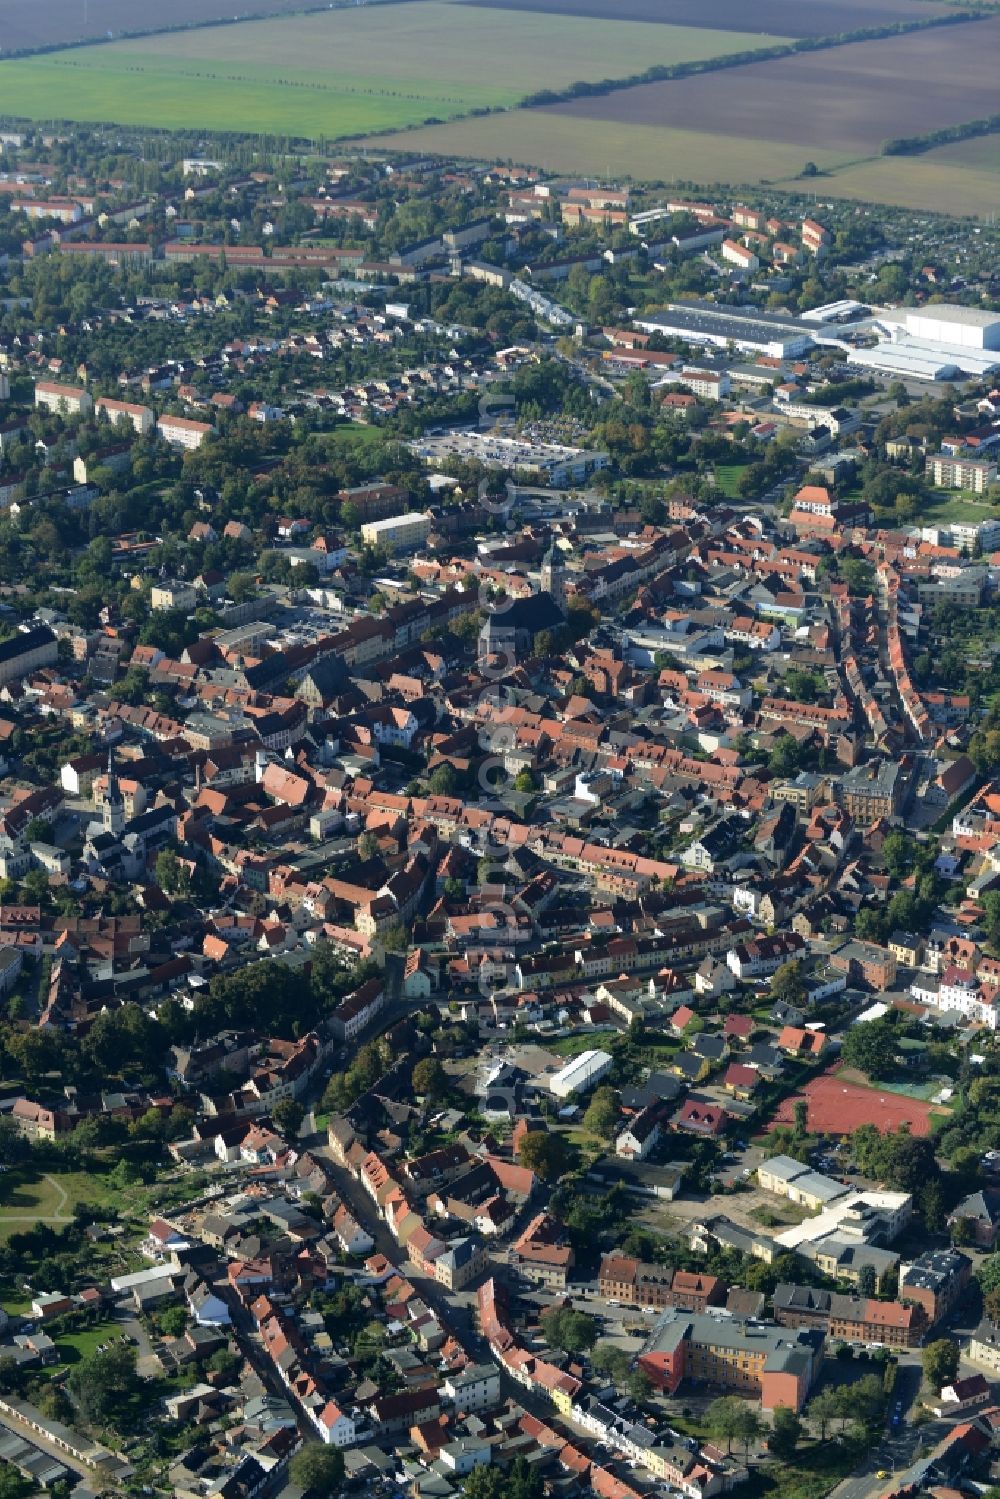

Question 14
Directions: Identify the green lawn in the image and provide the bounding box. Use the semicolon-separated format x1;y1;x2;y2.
0;1167;148;1242
0;5;788;138
54;1323;112;1366
0;1172;74;1241
919;492;999;526
548;1030;620;1056
714;463;750;498
327;424;384;449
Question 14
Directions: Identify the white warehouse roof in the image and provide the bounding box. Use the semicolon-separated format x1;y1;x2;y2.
847;345;961;382
906;303;1000;346
549;1048;613;1097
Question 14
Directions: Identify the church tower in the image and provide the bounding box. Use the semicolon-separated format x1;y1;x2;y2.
103;747;125;837
540;541;567;616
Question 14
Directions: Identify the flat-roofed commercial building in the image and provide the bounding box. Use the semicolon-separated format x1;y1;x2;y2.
637;300;815;359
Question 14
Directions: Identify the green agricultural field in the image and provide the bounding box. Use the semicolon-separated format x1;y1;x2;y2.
0;5;788;138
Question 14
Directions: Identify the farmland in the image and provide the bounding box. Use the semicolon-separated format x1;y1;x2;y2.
539;18;1000;158
0;0;369;55
0;4;788;138
792;137;1000;215
459;0;949;38
366;5;1000;213
366;111;850;187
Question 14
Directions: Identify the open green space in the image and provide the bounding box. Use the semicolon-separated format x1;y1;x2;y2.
0;6;787;137
917;492;999;526
0;1171;75;1240
54;1323;114;1366
714;463;751;498
547;1029;620;1056
0;1166;154;1242
329;424;384;449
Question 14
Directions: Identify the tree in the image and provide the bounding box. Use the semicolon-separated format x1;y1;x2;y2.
732;1404;763;1458
0;1462;31;1499
156;848;192;898
208;1347;240;1382
513;769;537;793
464;1459;541;1499
841;558;875;597
984;1287;1000;1324
707;1396;747;1454
628;1368;653;1403
840;1019;897;1081
771;959;806;1007
516;1129;570;1183
0;1118;28;1168
808;1387;841;1440
429;763;458;796
411;1057;448;1100
767;1406;803;1460
540;1305;598;1354
857;1263;877;1299
68;1342;141;1428
792;1100;809;1139
271;1099;305;1138
463;1471;506;1499
158;1305;188;1337
978;1253;1000;1298
290;1445;346;1495
592;1341;631;1386
981;890;1000;949
583;1086;620;1140
922;1338;960;1393
357;832;380;862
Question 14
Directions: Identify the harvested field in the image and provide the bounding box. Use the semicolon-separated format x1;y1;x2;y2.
0;6;786;137
460;0;948;37
366;112;847;185
771;1072;949;1138
927;135;1000;175
542;17;1000;157
0;0;355;54
795;139;1000;216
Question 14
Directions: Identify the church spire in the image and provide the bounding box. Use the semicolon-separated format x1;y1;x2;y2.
104;745;125;836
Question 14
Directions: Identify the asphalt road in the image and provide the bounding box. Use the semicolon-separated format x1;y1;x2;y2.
830;1361;946;1499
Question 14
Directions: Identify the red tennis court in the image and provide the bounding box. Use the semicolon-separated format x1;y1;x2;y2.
771;1072;945;1138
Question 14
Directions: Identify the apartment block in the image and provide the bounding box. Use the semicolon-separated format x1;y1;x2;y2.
360;511;431;555
599;1254;723;1313
928;455;999;493
34;380;93;417
773;1284;925;1348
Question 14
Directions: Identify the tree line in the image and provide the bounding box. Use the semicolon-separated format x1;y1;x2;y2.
518;11;981;111
882;113;1000;156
